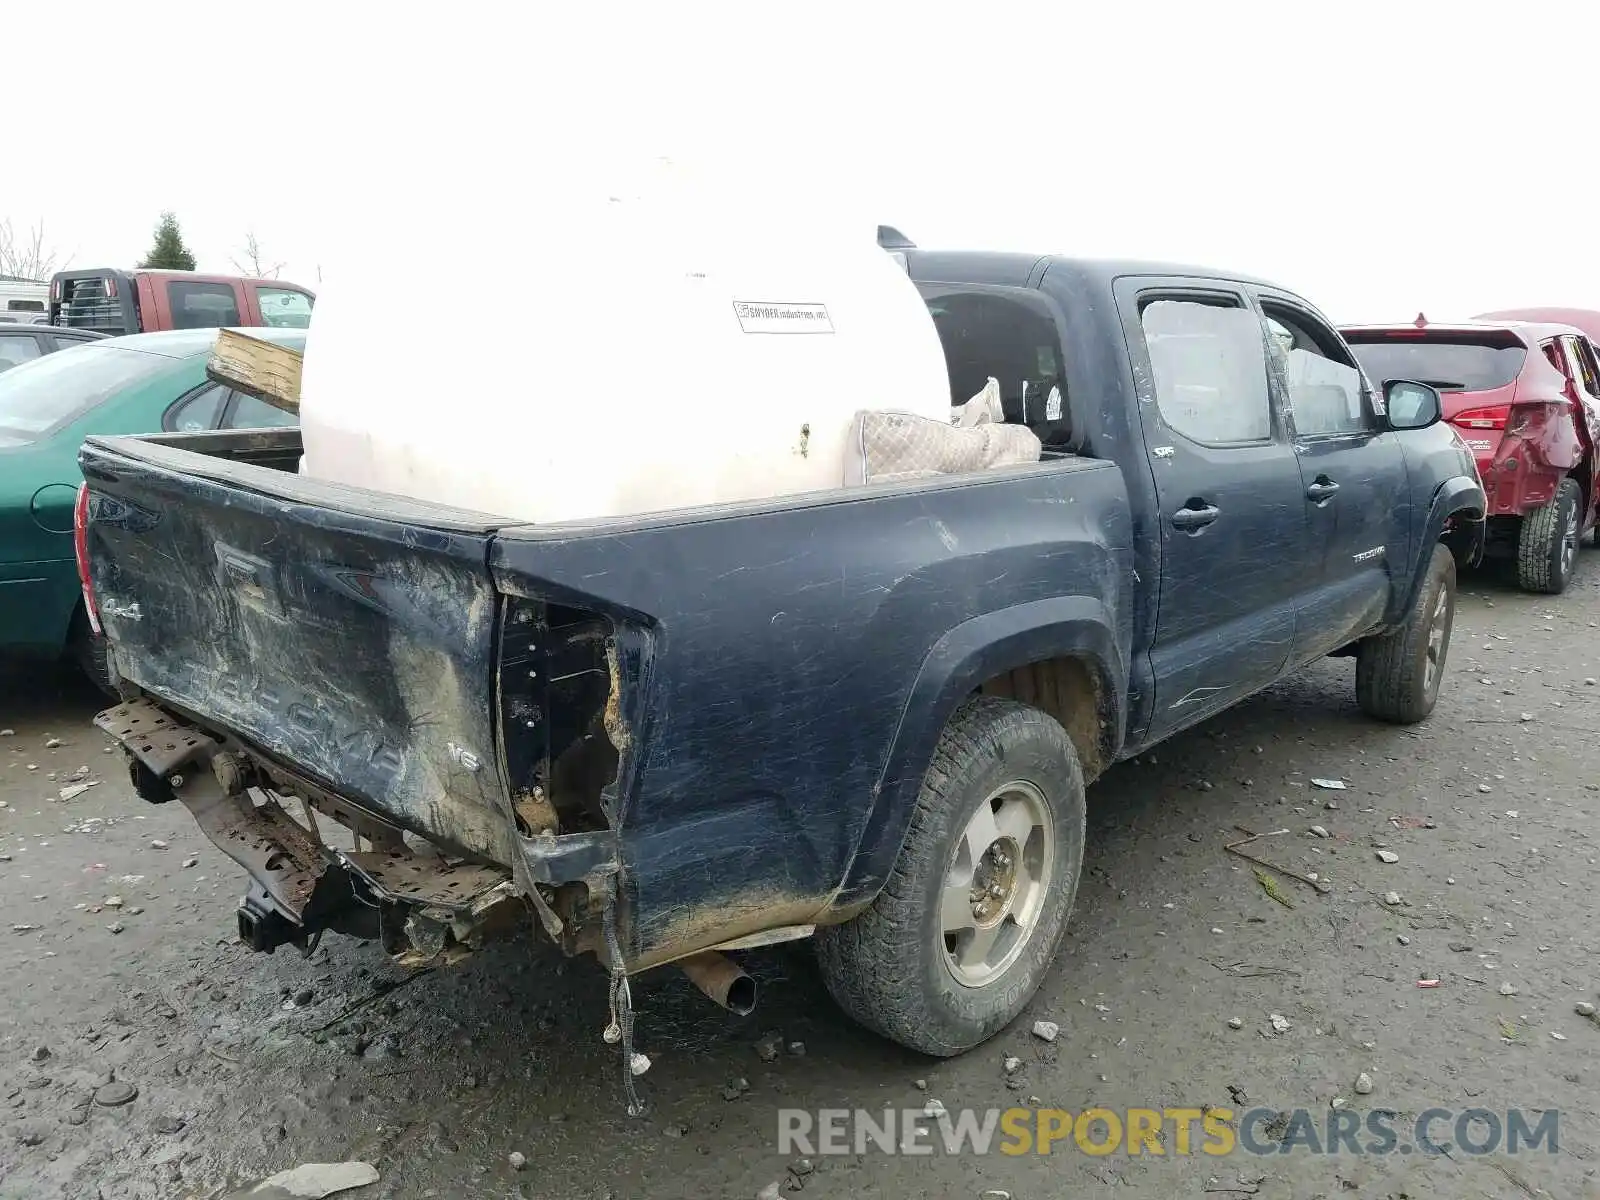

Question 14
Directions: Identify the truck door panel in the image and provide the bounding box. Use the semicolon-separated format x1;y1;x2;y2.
1117;280;1311;746
1260;296;1409;660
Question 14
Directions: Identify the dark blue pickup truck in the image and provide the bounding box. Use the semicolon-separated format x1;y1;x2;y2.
78;252;1485;1070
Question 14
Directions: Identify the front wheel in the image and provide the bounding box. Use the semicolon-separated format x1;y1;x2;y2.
815;697;1086;1056
1516;478;1581;594
1356;543;1456;724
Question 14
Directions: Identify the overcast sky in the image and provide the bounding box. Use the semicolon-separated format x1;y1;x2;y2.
9;2;1597;325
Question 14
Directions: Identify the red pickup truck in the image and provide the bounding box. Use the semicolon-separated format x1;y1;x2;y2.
48;268;314;337
1342;317;1600;593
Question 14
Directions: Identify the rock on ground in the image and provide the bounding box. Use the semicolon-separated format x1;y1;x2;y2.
223;1161;379;1199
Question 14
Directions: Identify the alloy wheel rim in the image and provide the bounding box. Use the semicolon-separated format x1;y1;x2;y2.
939;781;1054;989
1424;585;1451;696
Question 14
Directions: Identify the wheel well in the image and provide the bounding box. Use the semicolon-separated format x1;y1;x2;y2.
977;656;1110;783
1441;512;1483;569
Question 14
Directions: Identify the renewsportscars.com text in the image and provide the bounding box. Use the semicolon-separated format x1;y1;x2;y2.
778;1106;1559;1158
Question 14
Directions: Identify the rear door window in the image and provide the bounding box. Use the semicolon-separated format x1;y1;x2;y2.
0;333;43;373
222;391;298;429
1561;335;1600;400
168;281;241;330
1141;298;1272;445
164;383;230;432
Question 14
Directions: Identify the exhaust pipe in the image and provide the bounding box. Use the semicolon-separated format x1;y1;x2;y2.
679;951;757;1016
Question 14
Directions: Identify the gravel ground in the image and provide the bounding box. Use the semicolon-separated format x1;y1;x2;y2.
2;557;1597;1200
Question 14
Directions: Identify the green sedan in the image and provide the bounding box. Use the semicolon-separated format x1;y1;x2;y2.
0;327;306;676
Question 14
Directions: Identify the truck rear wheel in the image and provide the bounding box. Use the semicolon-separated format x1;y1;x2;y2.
1356;543;1455;724
1516;479;1581;594
815;697;1086;1056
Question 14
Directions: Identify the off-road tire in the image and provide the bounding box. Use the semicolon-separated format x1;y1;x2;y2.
1516;479;1581;594
814;697;1086;1056
1356;543;1455;724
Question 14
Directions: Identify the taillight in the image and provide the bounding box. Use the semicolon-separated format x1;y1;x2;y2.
73;483;100;634
1452;404;1510;430
104;276;117;300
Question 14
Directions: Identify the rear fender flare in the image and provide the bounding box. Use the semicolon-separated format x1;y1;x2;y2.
832;595;1125;910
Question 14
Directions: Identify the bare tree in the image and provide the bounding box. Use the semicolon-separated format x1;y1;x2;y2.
0;218;69;280
231;231;285;279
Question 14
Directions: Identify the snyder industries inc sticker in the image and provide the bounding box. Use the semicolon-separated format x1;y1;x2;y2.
733;301;835;334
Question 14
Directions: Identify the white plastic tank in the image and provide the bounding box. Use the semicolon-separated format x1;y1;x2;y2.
297;158;953;523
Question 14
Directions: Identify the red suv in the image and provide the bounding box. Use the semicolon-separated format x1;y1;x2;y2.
1342;318;1600;594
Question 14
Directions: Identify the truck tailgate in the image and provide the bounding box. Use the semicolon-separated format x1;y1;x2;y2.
80;436;518;866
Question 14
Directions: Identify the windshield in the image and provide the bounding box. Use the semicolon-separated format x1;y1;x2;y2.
0;344;174;446
1346;338;1526;393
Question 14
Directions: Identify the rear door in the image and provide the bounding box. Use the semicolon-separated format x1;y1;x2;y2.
1117;277;1311;742
1259;294;1408;657
1557;335;1600;447
1556;335;1600;529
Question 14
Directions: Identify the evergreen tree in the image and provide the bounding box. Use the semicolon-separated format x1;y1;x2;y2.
139;212;197;270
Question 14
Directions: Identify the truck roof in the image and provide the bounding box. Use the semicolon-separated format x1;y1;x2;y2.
900;249;1283;294
52;266;307;288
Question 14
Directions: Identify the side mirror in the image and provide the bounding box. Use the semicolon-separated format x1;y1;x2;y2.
1384;379;1442;430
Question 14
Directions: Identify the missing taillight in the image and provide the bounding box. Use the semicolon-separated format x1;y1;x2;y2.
73;483;100;634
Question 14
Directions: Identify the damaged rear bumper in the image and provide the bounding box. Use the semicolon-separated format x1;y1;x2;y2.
94;697;618;960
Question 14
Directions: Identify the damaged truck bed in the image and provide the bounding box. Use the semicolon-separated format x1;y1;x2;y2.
81;426;1130;968
77;253;1486;1072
